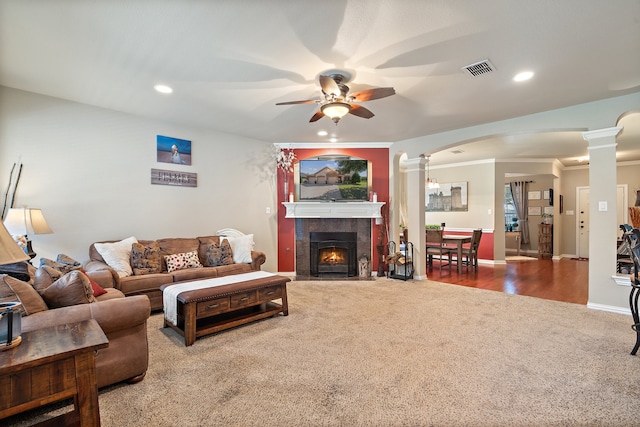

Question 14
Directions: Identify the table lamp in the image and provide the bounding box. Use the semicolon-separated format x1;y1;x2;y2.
3;207;53;261
0;221;30;350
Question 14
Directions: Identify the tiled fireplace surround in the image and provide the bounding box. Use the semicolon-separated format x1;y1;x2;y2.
294;218;372;279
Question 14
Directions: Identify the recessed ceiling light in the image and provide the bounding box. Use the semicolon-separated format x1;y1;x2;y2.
317;131;328;136
154;84;173;94
329;137;338;143
513;71;534;82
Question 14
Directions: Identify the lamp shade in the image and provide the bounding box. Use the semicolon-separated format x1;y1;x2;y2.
0;222;29;264
4;208;53;235
321;102;351;123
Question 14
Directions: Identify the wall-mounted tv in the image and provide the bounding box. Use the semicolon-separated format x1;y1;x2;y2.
297;155;371;201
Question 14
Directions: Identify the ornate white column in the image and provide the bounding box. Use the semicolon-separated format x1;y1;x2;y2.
582;126;623;309
403;155;427;280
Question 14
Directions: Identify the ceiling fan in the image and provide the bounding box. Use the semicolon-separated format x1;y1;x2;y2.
276;73;395;124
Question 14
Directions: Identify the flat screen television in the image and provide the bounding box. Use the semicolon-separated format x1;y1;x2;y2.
297;155;371;201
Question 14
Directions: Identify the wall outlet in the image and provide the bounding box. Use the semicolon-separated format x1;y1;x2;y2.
265;207;271;214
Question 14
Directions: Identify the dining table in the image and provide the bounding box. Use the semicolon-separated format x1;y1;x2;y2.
442;234;472;273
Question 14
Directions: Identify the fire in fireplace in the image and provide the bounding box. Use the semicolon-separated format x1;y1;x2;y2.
310;232;357;277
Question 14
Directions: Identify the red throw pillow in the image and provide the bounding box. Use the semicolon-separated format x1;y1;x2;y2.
81;269;107;297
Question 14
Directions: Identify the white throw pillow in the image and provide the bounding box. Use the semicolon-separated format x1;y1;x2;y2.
94;236;138;278
216;228;246;239
225;234;255;264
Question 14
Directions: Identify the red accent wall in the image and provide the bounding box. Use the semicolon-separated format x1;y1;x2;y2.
277;147;389;272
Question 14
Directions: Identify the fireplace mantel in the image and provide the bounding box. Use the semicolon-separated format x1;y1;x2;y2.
282;201;385;219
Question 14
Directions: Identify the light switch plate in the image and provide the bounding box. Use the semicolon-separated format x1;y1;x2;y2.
598;201;607;211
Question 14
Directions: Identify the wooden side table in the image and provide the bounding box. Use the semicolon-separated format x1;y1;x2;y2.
538;223;553;258
0;319;109;426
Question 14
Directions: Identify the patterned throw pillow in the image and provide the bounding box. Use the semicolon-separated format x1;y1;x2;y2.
130;241;162;275
220;239;234;265
39;255;82;274
164;251;203;273
203;242;223;267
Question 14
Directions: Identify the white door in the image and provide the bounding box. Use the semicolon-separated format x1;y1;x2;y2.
576;185;628;258
577;187;589;258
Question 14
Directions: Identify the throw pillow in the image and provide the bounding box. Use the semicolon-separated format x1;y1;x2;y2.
40;270;96;309
226;234;255;264
164;251;203;273
203;241;223;267
39;257;80;274
220;239;234;265
94;236;138;278
1;275;48;315
130;241;162;275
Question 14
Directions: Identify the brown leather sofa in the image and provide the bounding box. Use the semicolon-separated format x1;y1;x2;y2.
2;268;151;389
83;236;266;311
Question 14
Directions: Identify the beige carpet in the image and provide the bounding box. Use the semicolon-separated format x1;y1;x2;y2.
6;278;639;426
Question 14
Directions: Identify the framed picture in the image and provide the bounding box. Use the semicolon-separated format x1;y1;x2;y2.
157;135;192;165
528;206;542;216
426;182;468;212
543;190;550;201
544;206;554;215
528;191;541;200
151;169;197;187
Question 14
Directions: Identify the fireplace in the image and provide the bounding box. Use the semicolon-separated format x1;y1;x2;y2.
310;232;357;277
295;218;371;280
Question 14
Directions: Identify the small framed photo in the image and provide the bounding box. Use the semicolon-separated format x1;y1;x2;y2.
157;135;192;165
543;190;550;201
528;206;542;216
528;191;541;200
544;206;554;215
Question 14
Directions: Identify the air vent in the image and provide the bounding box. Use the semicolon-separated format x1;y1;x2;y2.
462;59;495;77
450;150;464;154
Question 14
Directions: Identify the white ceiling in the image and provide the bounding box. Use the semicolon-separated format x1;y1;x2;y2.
1;0;639;166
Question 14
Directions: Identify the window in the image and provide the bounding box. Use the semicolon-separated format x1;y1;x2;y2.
505;184;518;230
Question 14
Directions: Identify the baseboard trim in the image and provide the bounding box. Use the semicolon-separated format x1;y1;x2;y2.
586;302;630;316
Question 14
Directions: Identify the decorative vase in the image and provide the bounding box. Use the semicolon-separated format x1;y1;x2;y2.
283;177;289;200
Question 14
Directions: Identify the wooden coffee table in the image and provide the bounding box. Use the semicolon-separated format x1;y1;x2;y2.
161;273;290;346
0;319;109;426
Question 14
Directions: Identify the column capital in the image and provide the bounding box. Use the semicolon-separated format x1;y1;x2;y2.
582;126;623;142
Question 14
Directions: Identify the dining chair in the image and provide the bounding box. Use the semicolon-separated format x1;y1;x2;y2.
456;229;483;272
425;229;452;272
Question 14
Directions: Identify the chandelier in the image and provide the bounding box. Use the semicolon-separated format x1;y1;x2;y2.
426;155;439;189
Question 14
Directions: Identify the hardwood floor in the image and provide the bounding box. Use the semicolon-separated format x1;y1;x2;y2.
426;257;589;305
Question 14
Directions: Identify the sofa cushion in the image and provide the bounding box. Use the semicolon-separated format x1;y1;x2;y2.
118;273;173;295
131;241;162;275
172;266;220;282
40;270;97;309
94;236;138;277
0;275;48;315
164;251;203;273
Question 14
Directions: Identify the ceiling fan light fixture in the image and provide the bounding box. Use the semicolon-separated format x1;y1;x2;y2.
321;102;351;124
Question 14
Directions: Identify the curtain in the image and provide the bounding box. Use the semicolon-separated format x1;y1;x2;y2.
510;181;530;244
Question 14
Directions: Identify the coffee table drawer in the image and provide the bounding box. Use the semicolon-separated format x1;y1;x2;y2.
197;297;230;316
258;285;282;301
230;290;257;308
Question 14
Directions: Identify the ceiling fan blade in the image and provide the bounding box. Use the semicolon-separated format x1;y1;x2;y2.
350;87;396;102
276;99;317;105
319;75;341;96
309;110;325;122
348;104;375;119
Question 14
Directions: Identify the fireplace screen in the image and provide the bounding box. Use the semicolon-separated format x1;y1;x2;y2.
310;232;357;277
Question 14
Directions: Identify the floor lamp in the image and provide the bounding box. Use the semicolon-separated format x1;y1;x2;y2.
0;222;30;350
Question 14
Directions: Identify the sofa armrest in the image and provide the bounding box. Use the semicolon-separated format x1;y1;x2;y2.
251;250;266;271
83;259;120;289
84;268;116;289
88;295;150;334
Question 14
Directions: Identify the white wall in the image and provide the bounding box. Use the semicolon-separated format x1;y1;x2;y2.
0;87;279;271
